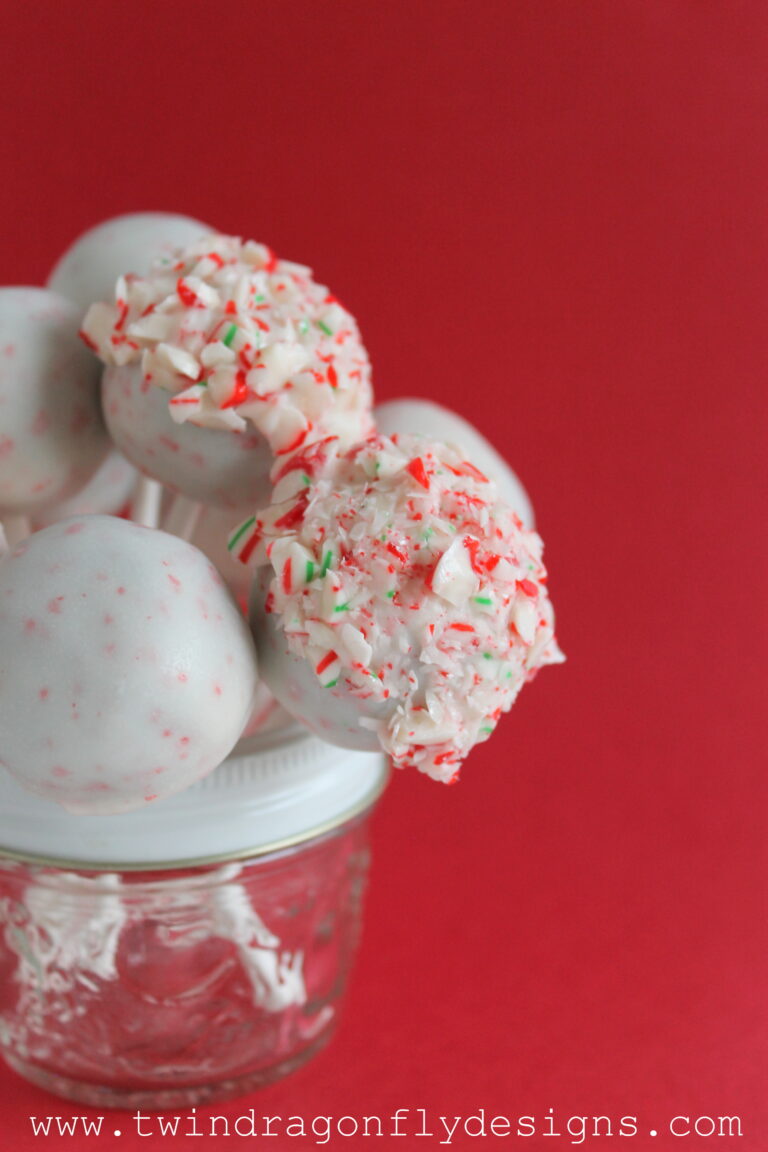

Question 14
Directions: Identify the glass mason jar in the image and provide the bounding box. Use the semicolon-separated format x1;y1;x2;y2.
0;727;387;1108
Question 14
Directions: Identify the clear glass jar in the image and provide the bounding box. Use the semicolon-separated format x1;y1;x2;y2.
0;809;375;1108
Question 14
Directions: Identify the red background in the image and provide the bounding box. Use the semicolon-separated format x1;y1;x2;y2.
1;1;766;1148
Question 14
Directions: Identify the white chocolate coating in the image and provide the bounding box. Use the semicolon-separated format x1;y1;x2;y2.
34;449;137;526
0;516;258;814
375;398;535;528
47;212;213;317
0;289;109;515
102;363;273;509
239;434;563;781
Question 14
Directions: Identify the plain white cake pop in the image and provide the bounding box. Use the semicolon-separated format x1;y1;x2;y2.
238;434;563;781
0;516;258;814
0;288;109;516
102;363;273;510
34;449;137;527
47;212;213;316
375;398;535;528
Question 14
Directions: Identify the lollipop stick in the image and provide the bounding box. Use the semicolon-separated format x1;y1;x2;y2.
163;494;202;542
3;515;30;548
131;477;163;528
0;524;7;559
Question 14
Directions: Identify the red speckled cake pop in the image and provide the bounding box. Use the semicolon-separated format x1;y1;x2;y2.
0;516;258;814
0;288;109;524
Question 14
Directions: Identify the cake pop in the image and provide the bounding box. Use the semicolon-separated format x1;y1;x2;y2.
0;516;258;814
48;212;213;316
0;288;109;529
235;433;563;781
81;234;374;510
34;449;137;527
375;398;535;527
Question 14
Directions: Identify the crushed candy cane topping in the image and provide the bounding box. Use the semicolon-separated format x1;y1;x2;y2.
81;234;374;462
231;433;564;782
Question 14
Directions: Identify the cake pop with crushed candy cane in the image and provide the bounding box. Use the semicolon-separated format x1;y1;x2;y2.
235;433;564;782
48;211;213;316
0;515;258;814
81;234;374;510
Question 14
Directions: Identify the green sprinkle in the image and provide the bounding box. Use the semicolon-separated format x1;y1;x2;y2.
297;318;310;334
320;550;334;576
474;596;493;606
302;473;312;486
227;516;256;552
198;378;208;388
325;679;339;689
305;560;315;583
334;602;351;613
481;725;494;734
386;590;395;599
223;323;238;347
255;294;266;303
316;320;333;337
422;527;434;541
483;652;493;660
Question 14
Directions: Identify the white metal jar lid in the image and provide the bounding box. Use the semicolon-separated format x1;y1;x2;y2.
0;725;388;871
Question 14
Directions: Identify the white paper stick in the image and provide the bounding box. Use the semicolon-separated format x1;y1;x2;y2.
130;477;163;528
163;494;202;542
3;515;30;548
0;524;8;560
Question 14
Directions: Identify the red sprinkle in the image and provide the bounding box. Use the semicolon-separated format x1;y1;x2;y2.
239;524;263;565
406;457;430;489
177;279;198;307
282;557;293;594
221;369;250;409
315;650;338;675
445;460;489;483
386;541;409;565
275;423;312;457
516;578;538;597
274;494;309;531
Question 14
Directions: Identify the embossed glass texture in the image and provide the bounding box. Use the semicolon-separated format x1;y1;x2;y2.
0;813;372;1107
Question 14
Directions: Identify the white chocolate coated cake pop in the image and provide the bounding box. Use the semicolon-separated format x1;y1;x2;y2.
101;363;272;509
34;449;137;527
375;398;535;528
81;234;374;507
0;516;258;814
0;289;109;516
47;212;213;316
236;434;563;782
